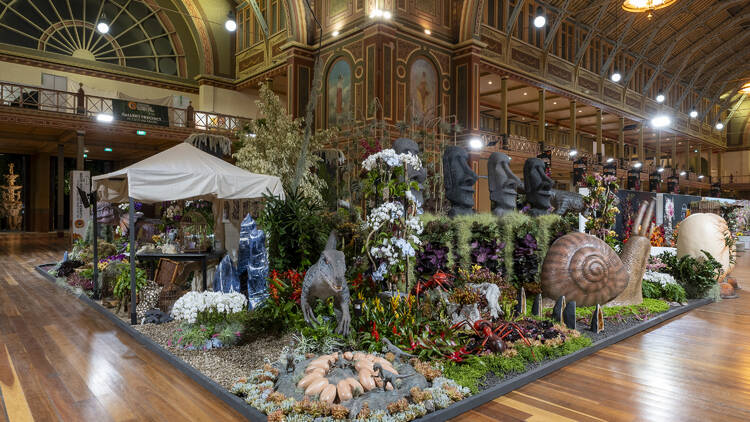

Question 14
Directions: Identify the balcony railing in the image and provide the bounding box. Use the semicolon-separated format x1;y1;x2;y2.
0;81;250;133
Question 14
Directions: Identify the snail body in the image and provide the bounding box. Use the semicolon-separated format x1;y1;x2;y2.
541;232;629;307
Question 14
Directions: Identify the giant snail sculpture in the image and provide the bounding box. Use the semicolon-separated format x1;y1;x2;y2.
541;200;656;307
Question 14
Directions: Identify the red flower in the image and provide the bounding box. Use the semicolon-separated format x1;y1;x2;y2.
371;322;380;341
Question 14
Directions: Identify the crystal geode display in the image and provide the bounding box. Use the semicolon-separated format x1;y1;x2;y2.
238;214;269;309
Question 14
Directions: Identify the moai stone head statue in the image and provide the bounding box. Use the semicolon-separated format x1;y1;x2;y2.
393;137;427;207
488;152;521;216
523;158;553;216
443;145;478;217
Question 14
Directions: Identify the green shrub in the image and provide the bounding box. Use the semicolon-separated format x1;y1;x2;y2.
657;251;723;299
642;280;662;299
260;189;329;271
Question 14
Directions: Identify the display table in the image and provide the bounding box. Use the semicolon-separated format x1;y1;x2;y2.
135;251;223;291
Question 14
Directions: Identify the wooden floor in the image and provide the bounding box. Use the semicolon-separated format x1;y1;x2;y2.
2;234;750;421
0;234;246;422
453;251;750;422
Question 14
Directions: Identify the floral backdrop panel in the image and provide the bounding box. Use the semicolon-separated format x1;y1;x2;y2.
327;59;352;127
409;57;438;123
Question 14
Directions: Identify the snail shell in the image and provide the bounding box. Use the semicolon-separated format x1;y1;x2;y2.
541;232;628;307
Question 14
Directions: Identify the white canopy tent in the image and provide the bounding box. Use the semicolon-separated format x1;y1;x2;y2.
91;142;284;324
93;142;284;203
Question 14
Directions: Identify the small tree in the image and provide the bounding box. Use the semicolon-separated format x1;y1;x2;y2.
234;84;337;202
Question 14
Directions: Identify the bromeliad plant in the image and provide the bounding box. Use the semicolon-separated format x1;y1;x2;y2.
362;149;424;292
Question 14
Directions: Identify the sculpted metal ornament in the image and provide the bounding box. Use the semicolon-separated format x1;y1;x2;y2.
393;138;427;207
301;232;351;335
523;158;554;216
488;152;521;216
443;146;478;217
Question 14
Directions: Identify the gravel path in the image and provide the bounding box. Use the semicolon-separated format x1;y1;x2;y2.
133;321;293;390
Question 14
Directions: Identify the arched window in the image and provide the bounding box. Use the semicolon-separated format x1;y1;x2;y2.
0;0;184;76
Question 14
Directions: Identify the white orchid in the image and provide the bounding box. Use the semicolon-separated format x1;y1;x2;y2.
171;291;247;324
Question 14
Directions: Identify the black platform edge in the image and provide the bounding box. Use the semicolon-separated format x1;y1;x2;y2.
36;264;711;422
35;264;267;422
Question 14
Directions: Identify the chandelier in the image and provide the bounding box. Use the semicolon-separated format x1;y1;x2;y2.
622;0;678;19
740;82;750;94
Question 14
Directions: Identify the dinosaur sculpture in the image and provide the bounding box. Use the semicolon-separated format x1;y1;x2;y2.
373;362;413;391
301;232;351;336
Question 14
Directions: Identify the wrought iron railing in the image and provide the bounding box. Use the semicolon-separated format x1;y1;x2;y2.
0;81;250;133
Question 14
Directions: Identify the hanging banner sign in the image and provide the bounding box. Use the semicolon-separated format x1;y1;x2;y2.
112;99;170;126
248;0;269;39
70;170;91;242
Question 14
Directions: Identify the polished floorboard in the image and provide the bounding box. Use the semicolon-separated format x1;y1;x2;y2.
2;234;750;421
453;251;750;422
0;234;246;422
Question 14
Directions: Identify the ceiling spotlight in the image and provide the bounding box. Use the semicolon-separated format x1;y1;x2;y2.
715;122;724;130
568;149;578;157
689;110;698;118
523;91;528;96
553;101;557;105
488;80;493;85
578;109;582;113
656;94;665;103
533;9;546;28
83;153;88;158
469;137;483;150
383;10;392;19
679;171;686;176
332;30;340;36
698;174;704;179
104;147;113;152
657;167;664;173
606;157;615;163
651;115;671;128
424;29;431;35
96;13;110;34
225;11;237;32
633;162;643;169
611;72;622;82
96;113;113;123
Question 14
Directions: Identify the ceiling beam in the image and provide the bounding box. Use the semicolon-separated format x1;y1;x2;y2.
599;13;636;77
641;37;679;95
480;84;532;97
506;0;527;38
724;94;748;123
543;0;573;52
509;95;561;107
674;43;750;109
622;0;699;86
573;0;612;66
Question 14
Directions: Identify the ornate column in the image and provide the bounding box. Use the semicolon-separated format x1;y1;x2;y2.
618;117;625;163
638;124;644;163
538;88;546;145
570;100;577;150
57;144;64;236
501;76;509;135
596;109;603;163
76;131;85;171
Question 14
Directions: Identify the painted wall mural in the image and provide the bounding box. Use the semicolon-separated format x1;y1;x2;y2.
327;58;352;127
409;57;438;123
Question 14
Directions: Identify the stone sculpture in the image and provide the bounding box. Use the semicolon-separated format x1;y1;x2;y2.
589;304;604;333
563;301;576;330
550;190;585;216
237;214;269;308
393;138;427;207
0;164;23;230
552;296;565;322
213;254;241;293
523;158;554;216
301;232;351;335
373;362;413;391
443;146;478;217
488;152;521;216
531;293;543;318
541;201;655;307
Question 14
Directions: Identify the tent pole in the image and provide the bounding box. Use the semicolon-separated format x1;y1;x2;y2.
92;191;99;300
129;197;137;325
